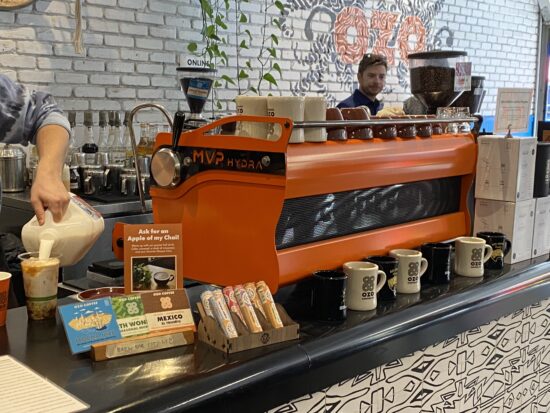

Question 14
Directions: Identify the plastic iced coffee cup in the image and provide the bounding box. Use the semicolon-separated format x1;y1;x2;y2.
0;272;12;326
18;252;60;321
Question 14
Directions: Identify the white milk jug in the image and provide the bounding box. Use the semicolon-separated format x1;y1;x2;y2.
21;193;104;267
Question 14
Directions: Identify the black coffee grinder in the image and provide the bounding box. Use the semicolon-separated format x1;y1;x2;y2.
176;67;216;129
408;50;468;114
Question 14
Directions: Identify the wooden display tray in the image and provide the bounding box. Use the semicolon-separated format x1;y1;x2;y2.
197;302;299;354
90;327;194;361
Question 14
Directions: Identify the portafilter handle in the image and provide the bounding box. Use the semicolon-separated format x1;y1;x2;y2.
471;114;483;138
149;111;186;190
128;103;174;213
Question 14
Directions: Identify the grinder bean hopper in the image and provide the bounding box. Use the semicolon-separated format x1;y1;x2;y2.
176;67;216;128
409;50;468;114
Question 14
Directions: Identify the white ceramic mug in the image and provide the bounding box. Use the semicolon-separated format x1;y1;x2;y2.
267;96;305;143
389;249;428;294
343;261;386;311
304;96;327;142
235;95;269;139
454;236;493;277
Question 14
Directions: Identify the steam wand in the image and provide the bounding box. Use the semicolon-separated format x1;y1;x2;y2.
128;103;174;213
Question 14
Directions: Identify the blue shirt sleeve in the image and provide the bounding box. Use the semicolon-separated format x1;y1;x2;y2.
0;74;69;146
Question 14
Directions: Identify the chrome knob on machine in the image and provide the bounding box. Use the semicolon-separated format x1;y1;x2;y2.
151;111;185;188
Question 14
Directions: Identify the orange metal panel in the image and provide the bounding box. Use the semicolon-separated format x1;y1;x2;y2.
179;179;285;292
115;115;477;292
285;134;476;198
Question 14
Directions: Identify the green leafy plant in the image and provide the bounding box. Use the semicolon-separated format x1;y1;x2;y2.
132;263;152;290
187;0;286;102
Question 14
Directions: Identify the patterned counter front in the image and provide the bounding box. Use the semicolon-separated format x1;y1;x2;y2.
271;298;550;412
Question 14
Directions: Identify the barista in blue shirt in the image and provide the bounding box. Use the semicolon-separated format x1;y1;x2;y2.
0;74;70;224
337;53;387;115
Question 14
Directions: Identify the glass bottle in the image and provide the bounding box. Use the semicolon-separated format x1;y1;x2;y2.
81;111;98;165
97;111;110;154
66;111;79;165
146;124;160;155
110;111;125;164
107;111;116;148
137;123;149;157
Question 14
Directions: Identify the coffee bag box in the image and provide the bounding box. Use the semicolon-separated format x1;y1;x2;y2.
474;198;535;264
475;136;537;202
532;196;550;258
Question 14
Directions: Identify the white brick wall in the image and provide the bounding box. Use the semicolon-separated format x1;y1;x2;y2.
0;0;540;120
433;0;540;114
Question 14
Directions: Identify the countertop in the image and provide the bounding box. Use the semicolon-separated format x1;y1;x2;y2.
2;190;152;217
1;256;549;412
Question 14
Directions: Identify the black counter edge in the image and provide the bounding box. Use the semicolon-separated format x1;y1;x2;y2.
109;345;311;413
108;262;550;413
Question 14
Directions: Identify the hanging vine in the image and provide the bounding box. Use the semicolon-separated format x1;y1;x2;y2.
187;0;286;98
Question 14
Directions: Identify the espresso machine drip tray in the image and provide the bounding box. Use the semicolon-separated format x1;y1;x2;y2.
78;191;151;204
87;259;124;287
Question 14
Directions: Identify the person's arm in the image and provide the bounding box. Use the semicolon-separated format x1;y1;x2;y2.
0;74;71;224
31;125;70;225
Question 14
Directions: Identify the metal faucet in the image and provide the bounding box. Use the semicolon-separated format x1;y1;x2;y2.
128;103;174;213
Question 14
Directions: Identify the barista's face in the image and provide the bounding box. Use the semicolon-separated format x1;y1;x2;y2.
358;64;387;100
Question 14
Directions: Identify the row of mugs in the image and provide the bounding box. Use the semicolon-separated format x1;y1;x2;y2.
311;233;511;321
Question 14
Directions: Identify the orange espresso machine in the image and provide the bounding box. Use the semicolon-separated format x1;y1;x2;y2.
114;115;477;292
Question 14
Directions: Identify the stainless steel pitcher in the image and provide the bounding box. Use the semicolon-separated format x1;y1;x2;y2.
81;165;108;195
120;168;137;196
0;144;27;192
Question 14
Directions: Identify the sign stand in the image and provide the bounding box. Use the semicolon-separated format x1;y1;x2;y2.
90;328;194;361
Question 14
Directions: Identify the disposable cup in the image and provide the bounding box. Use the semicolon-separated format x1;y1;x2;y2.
303;96;327;142
235;95;269;139
18;252;60;321
0;272;12;327
267;96;305;143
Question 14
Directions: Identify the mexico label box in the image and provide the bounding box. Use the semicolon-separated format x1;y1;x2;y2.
474;198;536;264
475;136;537;202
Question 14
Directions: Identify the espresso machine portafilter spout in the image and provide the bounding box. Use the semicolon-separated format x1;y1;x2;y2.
128;103;174;213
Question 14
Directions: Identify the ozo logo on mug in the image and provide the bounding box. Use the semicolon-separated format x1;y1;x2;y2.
470;248;482;268
362;275;375;299
408;262;419;283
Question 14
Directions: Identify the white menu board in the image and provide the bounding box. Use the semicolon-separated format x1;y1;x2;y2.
494;88;533;134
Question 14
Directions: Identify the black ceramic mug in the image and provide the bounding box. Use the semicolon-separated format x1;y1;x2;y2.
420;243;452;285
363;256;397;301
476;232;512;270
311;270;347;322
